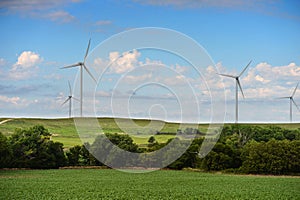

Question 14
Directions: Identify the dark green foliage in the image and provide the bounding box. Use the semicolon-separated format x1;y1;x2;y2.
198;125;300;174
147;136;158;148
0;132;12;168
1;124;299;175
200;143;241;171
66;143;98;166
148;136;156;144
7;125;66;169
240;139;300;174
167;138;203;170
90;133;140;168
220;125;299;145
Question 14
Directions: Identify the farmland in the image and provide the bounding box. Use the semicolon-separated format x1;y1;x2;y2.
0;118;202;148
0;118;299;148
0;169;299;200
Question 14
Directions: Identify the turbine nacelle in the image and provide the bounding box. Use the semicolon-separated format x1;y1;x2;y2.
278;82;300;122
61;39;96;117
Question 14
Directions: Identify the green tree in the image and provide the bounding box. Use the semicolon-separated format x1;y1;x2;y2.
66;145;82;166
90;133;140;168
0;132;12;168
9;125;66;169
240;139;300;174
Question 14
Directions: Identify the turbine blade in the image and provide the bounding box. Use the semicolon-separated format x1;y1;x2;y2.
217;73;236;79
237;79;245;98
61;63;80;69
61;97;70;106
291;82;299;97
68;81;72;96
277;97;290;99
83;64;97;83
72;97;80;102
239;60;252;77
292;98;300;111
84;38;91;63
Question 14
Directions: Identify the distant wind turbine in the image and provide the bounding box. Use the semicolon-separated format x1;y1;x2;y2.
61;39;97;117
278;82;299;122
62;81;79;118
217;60;252;123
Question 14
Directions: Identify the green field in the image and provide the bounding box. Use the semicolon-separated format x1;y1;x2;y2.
0;118;205;148
0;169;299;200
0;118;299;148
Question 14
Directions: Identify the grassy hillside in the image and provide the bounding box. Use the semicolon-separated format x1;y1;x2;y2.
0;118;299;148
0;118;186;148
1;169;299;199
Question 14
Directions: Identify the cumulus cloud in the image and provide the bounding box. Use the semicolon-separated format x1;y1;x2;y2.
214;61;300;100
255;62;300;79
9;51;43;80
93;50;299;103
94;49;141;74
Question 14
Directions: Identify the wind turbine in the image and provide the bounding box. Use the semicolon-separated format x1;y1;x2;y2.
62;81;79;118
61;39;97;117
278;82;299;122
217;60;252;123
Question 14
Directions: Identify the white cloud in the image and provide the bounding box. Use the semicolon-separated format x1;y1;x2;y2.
0;58;5;66
212;61;300;100
14;51;42;68
9;51;43;80
0;0;78;23
0;0;81;12
144;58;163;66
0;0;63;11
124;73;152;84
0;95;20;105
94;49;141;74
174;64;187;73
44;10;75;23
163;75;187;86
253;62;300;79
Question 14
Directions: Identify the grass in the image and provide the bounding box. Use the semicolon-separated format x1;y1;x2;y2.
0;169;299;200
0;118;299;149
0;118;204;148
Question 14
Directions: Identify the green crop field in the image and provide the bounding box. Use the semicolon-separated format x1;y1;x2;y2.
0;169;299;200
0;118;299;148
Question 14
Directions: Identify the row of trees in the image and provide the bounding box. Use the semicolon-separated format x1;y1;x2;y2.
1;125;299;175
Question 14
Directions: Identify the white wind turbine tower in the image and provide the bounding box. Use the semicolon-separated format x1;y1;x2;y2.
61;39;97;117
62;81;79;118
278;82;299;122
217;60;252;123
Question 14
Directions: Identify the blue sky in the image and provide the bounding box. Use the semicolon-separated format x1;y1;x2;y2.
0;0;299;122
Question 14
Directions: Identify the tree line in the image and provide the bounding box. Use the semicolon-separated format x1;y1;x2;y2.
0;125;299;175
